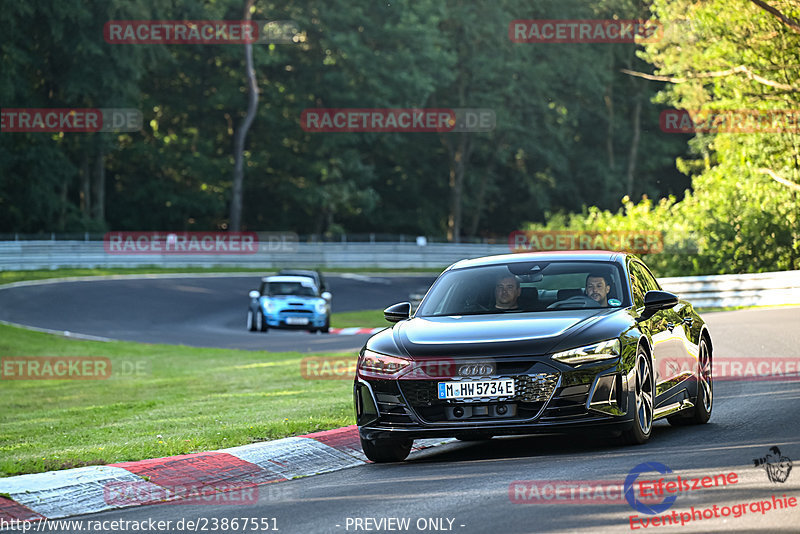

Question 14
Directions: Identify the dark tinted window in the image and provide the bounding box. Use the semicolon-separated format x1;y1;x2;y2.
416;260;628;316
628;260;660;308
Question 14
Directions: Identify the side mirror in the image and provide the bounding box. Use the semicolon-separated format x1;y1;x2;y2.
384;302;412;323
321;291;332;301
638;290;679;321
249;290;260;299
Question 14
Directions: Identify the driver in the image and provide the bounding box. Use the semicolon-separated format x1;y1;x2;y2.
585;272;612;307
494;275;521;311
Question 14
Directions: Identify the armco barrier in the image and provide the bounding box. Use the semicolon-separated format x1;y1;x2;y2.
1;241;799;309
0;240;507;270
659;270;800;308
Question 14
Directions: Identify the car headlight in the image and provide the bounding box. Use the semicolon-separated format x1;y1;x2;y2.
315;300;327;314
551;339;621;365
357;350;411;378
263;300;276;314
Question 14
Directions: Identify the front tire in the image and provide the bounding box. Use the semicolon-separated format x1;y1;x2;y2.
668;338;712;426
258;312;268;332
360;436;413;463
621;348;654;445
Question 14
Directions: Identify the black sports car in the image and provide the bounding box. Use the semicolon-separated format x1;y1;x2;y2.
354;251;713;462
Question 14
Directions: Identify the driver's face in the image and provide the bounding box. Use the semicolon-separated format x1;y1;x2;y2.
495;276;521;308
586;277;610;306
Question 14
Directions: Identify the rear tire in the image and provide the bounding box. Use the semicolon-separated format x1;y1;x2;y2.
621;348;654;445
668;338;712;426
247;310;256;332
360;436;413;463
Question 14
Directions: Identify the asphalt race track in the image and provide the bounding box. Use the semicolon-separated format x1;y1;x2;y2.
2;275;799;532
64;307;800;534
0;274;436;353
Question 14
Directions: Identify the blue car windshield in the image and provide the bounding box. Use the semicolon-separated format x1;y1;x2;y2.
416;261;629;316
267;282;317;297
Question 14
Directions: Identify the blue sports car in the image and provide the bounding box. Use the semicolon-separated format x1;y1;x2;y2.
247;275;331;333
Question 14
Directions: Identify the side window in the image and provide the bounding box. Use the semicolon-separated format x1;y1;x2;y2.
628;262;647;309
634;262;661;293
629;261;661;308
637;262;662;292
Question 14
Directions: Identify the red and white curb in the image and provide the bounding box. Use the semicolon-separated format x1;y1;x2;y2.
0;426;454;522
327;327;385;335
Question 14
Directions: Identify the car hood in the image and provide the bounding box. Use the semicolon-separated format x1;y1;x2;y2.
368;309;634;358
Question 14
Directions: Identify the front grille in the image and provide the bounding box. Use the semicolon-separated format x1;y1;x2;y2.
516;373;561;402
398;371;560;423
282;309;312;314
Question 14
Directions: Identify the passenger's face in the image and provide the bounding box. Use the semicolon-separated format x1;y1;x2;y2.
586;277;610;306
495;277;520;308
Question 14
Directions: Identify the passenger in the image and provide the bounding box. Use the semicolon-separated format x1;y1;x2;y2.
585;272;612;307
494;275;521;311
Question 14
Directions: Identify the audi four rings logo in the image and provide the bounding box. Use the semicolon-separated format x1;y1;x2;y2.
458;363;495;376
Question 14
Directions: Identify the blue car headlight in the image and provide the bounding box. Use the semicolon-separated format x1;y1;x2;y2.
262;299;277;314
314;299;327;315
551;339;620;365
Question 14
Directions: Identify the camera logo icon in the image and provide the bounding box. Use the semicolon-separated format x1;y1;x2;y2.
753;446;793;483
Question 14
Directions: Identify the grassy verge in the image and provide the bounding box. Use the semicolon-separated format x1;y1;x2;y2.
330;309;387;329
0;266;441;286
0;323;355;478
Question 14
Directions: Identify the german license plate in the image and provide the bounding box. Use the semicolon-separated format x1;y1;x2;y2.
286;317;309;325
437;379;515;399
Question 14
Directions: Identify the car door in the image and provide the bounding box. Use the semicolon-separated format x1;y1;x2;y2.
628;260;683;406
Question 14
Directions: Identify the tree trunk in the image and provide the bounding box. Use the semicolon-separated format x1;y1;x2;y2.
626;96;641;198
446;132;472;243
605;49;615;171
467;158;494;238
229;0;258;231
80;153;90;216
92;148;106;223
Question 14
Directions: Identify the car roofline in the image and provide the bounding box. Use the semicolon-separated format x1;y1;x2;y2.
447;250;627;271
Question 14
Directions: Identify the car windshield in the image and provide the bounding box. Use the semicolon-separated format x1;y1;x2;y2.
266;282;317;297
415;261;628;316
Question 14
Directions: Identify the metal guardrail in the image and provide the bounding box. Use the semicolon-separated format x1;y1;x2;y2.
659;270;800;308
1;241;799;309
0;240;508;270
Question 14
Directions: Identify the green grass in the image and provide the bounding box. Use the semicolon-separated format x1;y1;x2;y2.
330;309;387;329
0;323;356;478
0;266;441;286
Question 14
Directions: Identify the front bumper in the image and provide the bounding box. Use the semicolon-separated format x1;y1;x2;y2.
354;359;633;440
265;310;327;328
